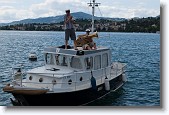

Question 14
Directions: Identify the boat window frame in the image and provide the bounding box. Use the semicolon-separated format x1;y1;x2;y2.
102;53;108;68
84;57;93;70
45;53;54;65
94;55;101;70
55;54;68;67
70;56;82;69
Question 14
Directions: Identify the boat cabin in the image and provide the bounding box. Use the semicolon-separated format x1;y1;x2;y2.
43;46;112;71
21;46;119;92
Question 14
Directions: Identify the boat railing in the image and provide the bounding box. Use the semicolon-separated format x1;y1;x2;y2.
12;63;126;92
110;62;127;76
14;73;104;92
17;62;126;76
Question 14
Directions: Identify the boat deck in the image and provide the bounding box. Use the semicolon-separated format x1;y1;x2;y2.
26;65;75;78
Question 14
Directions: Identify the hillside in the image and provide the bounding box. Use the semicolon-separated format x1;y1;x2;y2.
0;12;126;26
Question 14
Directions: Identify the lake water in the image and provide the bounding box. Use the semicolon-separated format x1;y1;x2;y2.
0;31;160;106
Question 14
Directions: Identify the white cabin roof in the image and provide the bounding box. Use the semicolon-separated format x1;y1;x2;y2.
27;65;75;78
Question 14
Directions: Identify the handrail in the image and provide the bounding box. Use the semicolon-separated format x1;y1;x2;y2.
14;72;109;86
12;62;127;91
14;69;123;86
25;63;126;75
13;64;125;80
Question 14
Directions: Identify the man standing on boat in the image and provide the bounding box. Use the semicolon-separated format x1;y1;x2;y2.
64;9;77;49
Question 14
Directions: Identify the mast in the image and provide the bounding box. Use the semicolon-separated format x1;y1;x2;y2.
88;0;100;32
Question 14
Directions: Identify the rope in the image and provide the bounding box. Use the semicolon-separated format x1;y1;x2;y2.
97;6;103;17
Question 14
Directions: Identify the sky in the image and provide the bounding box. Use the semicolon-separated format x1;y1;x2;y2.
0;0;160;23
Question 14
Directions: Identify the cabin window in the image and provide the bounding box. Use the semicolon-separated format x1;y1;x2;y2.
85;57;93;70
102;53;108;68
55;55;68;66
70;56;82;69
94;55;101;70
46;53;54;65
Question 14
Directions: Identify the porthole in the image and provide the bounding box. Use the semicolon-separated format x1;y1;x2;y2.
80;77;83;81
39;78;43;82
52;79;57;85
29;76;32;80
68;79;72;85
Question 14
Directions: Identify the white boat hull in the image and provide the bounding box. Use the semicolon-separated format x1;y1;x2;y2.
10;74;125;106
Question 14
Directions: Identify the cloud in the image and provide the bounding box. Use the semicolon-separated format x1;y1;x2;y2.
0;6;36;23
99;4;160;19
0;0;160;23
29;0;88;17
0;0;17;4
0;6;18;23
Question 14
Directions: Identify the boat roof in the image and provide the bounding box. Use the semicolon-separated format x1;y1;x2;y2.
27;66;75;78
43;46;110;56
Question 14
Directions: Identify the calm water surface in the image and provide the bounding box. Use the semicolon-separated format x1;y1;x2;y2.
0;31;160;106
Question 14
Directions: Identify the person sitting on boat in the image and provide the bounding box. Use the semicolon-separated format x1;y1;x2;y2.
77;29;97;50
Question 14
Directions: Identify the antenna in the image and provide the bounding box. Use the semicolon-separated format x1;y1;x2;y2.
87;0;100;32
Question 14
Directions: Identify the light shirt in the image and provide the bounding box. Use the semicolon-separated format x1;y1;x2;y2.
64;15;74;29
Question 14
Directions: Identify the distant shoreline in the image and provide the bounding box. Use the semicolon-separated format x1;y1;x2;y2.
0;16;160;33
0;30;160;34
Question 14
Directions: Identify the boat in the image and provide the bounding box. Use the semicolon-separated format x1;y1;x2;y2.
3;0;127;106
28;52;37;61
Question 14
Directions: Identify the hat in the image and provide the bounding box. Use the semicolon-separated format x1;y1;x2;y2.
65;9;70;12
85;29;91;32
